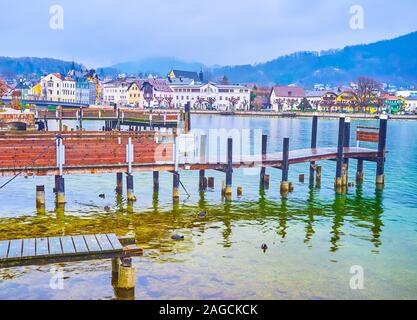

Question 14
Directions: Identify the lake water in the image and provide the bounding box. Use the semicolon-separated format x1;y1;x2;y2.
1;115;417;300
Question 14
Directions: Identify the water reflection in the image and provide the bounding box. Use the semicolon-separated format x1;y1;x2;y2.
0;188;384;256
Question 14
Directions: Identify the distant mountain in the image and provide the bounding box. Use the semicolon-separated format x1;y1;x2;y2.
211;31;417;86
1;31;417;86
0;57;83;77
110;57;205;77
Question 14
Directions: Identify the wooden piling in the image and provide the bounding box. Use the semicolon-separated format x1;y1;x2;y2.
116;172;123;194
309;115;318;187
264;174;270;189
207;177;214;189
36;185;45;208
126;174;136;202
225;138;233;198
199;134;207;192
356;159;364;184
280;137;290;195
173;171;180;200
237;186;243;197
335;116;345;189
55;175;65;205
343;117;351;185
376;115;388;186
153;171;159;193
260;134;267;189
115;257;135;300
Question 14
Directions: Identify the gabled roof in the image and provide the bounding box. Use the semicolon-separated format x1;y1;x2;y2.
272;86;305;98
169;70;200;82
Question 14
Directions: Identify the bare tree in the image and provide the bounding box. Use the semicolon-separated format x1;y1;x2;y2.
0;79;7;109
164;96;173;109
355;77;382;112
155;96;165;109
274;98;285;111
196;96;206;110
228;97;239;111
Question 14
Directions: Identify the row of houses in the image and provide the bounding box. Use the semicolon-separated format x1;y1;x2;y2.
101;70;251;110
269;86;417;113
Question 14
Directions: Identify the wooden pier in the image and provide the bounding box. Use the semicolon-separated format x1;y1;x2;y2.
0;233;143;299
35;107;180;130
0;115;388;202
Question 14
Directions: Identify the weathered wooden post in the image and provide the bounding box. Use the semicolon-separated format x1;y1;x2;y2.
173;135;180;200
260;134;268;189
126;174;136;202
116;173;123;194
280;137;290;196
36;185;45;208
343;117;351;186
55;135;65;205
199;134;207;192
79;107;83;130
55;175;65;205
335;116;345;189
184;101;191;133
376;115;388;186
153;171;159;194
115;257;135;300
356;159;364;184
309;115;318;187
58;106;63;132
225;137;233;200
173;171;180;200
207;177;215;189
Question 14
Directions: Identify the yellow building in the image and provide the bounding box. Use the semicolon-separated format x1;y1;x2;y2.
335;91;358;112
30;83;42;98
127;81;144;108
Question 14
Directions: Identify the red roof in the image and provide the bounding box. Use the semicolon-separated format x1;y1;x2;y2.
272;86;305;98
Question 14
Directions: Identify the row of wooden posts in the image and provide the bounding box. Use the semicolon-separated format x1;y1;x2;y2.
34;114;387;209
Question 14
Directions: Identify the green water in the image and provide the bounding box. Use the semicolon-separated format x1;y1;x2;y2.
1;115;417;300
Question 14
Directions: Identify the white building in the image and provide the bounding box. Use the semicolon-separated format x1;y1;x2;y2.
305;90;326;109
40;73;76;103
101;79;131;106
270;86;305;111
169;81;250;111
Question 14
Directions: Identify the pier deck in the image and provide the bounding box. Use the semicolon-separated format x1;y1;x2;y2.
0;233;143;268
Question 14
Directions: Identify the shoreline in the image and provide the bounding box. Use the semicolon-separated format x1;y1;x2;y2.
191;110;417;121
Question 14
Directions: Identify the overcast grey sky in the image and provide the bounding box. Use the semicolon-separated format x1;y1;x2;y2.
1;0;416;68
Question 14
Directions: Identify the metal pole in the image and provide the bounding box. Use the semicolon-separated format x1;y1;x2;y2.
309;115;318;187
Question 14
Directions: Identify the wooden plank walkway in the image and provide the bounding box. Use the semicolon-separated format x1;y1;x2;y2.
0;234;142;268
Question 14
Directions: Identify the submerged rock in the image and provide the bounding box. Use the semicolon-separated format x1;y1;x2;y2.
99;194;106;199
171;234;185;240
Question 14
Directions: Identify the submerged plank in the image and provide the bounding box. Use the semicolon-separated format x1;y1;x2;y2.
106;234;123;250
36;238;49;257
48;237;63;255
95;234;114;251
22;238;36;258
83;235;101;253
0;241;10;260
71;235;89;254
7;239;23;259
60;236;76;255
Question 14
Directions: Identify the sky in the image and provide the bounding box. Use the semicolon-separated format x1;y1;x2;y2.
1;0;417;68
